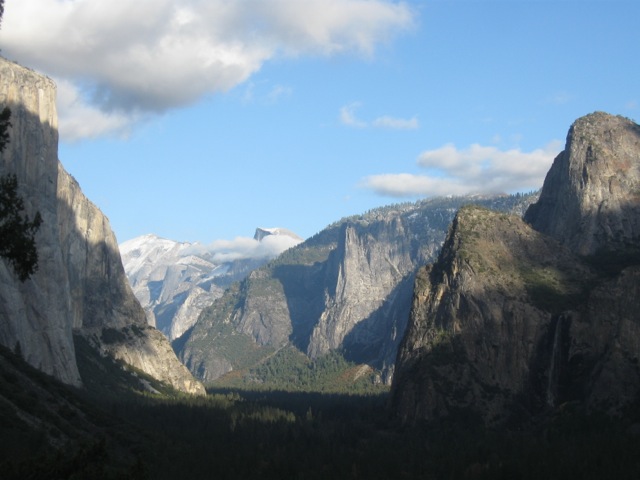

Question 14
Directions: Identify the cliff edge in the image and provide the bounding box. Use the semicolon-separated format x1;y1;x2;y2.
0;57;204;394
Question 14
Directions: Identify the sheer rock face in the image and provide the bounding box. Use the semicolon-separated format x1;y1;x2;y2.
306;218;419;370
525;112;640;255
0;58;204;395
393;113;640;425
178;195;536;384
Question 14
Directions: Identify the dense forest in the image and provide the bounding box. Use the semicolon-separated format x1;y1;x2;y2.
2;342;640;479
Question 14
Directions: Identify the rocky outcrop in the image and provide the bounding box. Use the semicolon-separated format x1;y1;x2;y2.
525;112;640;255
0;57;204;395
178;194;537;384
392;112;640;425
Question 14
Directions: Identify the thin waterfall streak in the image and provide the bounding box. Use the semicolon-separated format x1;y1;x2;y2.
546;316;563;407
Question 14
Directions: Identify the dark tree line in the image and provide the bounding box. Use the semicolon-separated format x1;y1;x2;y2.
0;3;42;281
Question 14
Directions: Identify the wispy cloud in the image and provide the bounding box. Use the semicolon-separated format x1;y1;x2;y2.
1;0;414;140
361;141;562;197
340;103;368;128
372;115;418;130
339;102;419;129
241;81;292;105
266;84;293;104
545;91;573;105
184;233;303;263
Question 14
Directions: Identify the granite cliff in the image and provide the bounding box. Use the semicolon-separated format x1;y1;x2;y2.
177;194;537;385
392;112;640;425
0;58;204;394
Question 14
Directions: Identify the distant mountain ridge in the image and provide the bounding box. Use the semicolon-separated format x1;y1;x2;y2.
176;192;539;386
120;228;303;340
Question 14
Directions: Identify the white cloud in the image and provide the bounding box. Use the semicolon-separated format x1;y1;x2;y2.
56;80;139;141
340;103;367;128
362;141;562;198
0;0;414;140
372;115;418;130
361;173;469;197
194;233;303;263
340;103;418;129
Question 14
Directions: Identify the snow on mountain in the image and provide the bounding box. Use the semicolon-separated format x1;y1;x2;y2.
120;229;303;340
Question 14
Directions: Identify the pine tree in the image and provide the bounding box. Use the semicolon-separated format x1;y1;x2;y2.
0;174;42;281
0;105;42;281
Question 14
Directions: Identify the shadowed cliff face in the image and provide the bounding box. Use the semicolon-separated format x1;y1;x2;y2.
178;195;537;385
0;58;204;394
392;113;640;425
0;58;80;385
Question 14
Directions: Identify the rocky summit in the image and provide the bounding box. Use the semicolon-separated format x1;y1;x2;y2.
0;58;204;395
392;112;640;425
525;112;640;255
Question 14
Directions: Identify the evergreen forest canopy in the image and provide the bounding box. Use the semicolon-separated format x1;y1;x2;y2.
3;341;640;480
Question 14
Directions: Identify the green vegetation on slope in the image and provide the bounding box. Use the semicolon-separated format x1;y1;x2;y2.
211;345;388;394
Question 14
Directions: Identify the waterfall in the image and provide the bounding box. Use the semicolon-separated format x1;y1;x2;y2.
546;315;563;407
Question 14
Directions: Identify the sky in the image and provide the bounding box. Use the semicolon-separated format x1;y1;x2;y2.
1;0;638;247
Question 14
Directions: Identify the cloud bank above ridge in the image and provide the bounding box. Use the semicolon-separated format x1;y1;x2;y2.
362;141;562;197
1;0;414;141
182;232;303;263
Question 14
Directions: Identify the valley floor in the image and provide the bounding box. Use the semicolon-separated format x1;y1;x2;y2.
2;343;640;479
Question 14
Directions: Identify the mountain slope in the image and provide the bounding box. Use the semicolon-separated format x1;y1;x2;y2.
177;193;538;385
392;112;640;425
120;228;303;340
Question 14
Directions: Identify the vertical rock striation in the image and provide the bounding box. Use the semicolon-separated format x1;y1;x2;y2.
0;58;204;394
525;112;640;255
0;58;80;385
392;112;640;425
178;195;537;384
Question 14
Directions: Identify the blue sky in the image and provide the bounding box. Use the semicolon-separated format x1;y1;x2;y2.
1;1;638;245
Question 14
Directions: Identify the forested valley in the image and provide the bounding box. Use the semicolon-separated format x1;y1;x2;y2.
3;342;640;480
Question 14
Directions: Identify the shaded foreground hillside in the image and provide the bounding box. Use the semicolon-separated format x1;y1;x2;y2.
4;338;640;480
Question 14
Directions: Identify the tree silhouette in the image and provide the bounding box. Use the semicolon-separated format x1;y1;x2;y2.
0;107;10;151
0;108;43;281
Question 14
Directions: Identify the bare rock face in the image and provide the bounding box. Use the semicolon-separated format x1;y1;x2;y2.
392;113;640;425
119;230;300;343
0;58;80;385
306;218;419;377
0;58;204;395
178;195;537;384
525;112;640;255
392;206;594;424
